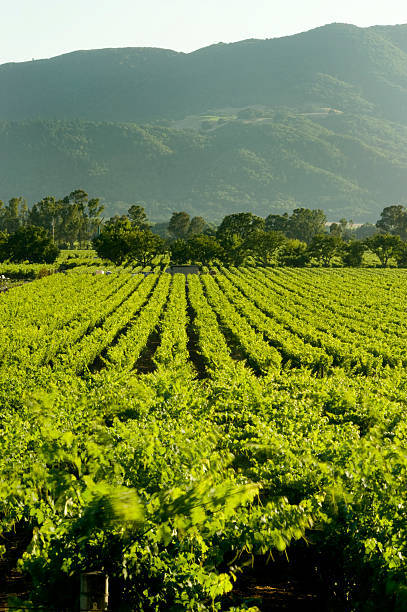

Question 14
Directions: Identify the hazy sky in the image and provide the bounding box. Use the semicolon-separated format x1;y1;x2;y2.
1;0;406;65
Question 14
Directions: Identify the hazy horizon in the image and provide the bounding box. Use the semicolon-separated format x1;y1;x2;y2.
1;0;407;66
1;20;407;67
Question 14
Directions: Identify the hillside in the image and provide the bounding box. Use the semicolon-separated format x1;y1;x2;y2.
1;114;406;222
370;24;407;54
1;23;407;124
1;22;407;221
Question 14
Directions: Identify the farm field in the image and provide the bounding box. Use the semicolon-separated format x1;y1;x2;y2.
1;267;407;610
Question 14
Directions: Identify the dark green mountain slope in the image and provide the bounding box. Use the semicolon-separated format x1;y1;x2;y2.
1;115;406;222
1;23;407;123
1;23;407;221
370;24;407;54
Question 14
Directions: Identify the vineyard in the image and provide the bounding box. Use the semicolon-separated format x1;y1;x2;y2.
1;266;407;610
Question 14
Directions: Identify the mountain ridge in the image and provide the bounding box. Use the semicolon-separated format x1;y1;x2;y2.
2;22;407;66
1;22;407;222
1;23;407;123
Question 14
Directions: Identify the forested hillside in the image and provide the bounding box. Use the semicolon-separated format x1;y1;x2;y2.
2;23;407;123
1;113;406;221
1;22;407;221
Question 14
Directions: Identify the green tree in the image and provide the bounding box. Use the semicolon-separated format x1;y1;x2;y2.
308;234;343;266
188;216;206;237
6;198;23;233
19;199;29;226
329;222;341;236
217;233;246;266
169;212;191;240
128;204;150;230
86;198;104;241
59;204;83;247
127;229;165;267
245;230;286;265
355;223;378;240
330;218;352;239
365;234;401;267
277;239;309;267
170;239;190;264
106;214;128;226
217;212;264;242
0;230;8;261
67;189;89;208
151;221;172;240
376;205;407;239
216;213;264;266
265;213;289;234
93;219;164;266
187;235;224;265
0;197;27;233
287;208;326;244
341;240;367;267
93;218;133;265
29;196;61;243
61;190;90;247
55;189;104;247
393;241;407;268
6;225;59;263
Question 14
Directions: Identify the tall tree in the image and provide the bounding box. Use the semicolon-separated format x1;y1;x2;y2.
5;225;59;263
188;216;206;237
341;240;367;267
168;212;190;240
86;198;104;238
62;190;89;246
245;230;286;265
187;235;224;265
308;234;343;266
376;205;407;239
217;212;264;241
217;233;246;266
0;230;8;262
355;223;378;240
287;208;326;244
93;218;164;266
365;234;401;267
394;241;407;268
65;189;89;208
93;218;133;265
277;239;310;267
128;204;150;230
170;239;190;265
29;196;61;242
0;197;27;233
330;218;352;239
265;213;290;233
127;229;164;267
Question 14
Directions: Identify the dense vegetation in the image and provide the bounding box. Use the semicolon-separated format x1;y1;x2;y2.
0;225;59;263
2;24;407;123
2;266;407;610
4;200;407;267
2;22;407;608
1;23;407;221
1;113;407;221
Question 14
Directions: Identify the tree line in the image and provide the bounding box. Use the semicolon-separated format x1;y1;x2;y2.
0;189;105;263
0;190;104;245
94;205;407;268
1;190;407;267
